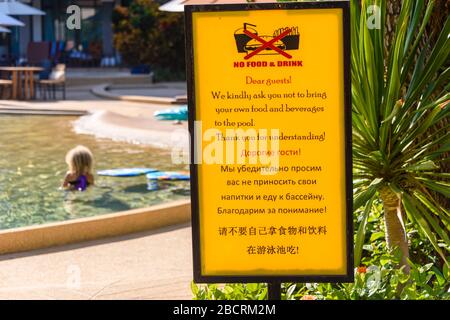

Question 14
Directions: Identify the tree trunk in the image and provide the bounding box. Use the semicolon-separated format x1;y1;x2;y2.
379;186;410;274
384;0;402;58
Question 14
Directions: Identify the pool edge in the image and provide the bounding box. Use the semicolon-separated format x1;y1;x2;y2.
0;199;191;255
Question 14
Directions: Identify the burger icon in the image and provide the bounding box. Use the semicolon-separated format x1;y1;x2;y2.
244;36;286;54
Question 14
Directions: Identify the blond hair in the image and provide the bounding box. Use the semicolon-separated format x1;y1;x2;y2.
65;145;93;176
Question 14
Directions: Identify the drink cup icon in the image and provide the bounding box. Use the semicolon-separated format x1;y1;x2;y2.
234;23;258;53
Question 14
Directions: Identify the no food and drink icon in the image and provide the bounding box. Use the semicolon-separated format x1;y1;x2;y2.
234;23;300;59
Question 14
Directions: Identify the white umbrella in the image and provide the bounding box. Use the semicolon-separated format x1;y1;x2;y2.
0;12;24;26
0;25;10;32
159;0;186;12
0;0;45;15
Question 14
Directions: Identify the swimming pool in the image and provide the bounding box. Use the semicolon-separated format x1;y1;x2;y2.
0;115;189;230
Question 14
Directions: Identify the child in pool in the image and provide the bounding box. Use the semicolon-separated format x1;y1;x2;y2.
62;145;94;191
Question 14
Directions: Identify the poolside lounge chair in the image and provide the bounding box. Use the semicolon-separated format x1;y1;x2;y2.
39;59;52;79
27;42;50;66
31;59;52;99
49;41;66;64
39;64;66;100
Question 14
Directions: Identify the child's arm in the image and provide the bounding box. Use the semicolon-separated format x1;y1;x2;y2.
62;172;72;189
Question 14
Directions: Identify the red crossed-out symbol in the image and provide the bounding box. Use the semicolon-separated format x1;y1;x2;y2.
243;28;292;60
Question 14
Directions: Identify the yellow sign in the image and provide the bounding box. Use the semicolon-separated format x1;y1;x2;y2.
186;2;352;282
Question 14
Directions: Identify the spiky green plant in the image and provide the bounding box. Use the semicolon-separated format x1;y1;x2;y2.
352;0;449;273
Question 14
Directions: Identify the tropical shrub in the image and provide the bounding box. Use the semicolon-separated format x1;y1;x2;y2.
192;265;450;300
351;0;449;273
112;0;186;80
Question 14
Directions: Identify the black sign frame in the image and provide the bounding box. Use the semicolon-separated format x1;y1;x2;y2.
185;1;353;284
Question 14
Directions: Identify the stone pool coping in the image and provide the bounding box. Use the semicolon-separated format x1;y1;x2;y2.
91;84;187;105
0;200;191;255
0;108;88;116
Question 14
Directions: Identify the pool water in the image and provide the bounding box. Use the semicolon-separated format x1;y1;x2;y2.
0;115;189;230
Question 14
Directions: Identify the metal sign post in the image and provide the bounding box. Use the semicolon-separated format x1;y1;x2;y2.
268;281;282;300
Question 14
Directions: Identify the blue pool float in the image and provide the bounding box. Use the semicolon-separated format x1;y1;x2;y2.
146;171;190;191
154;105;188;121
97;168;158;177
146;171;190;181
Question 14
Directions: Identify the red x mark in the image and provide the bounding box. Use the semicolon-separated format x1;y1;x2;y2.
243;28;292;60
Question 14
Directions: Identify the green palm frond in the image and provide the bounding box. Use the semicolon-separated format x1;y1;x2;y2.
351;0;450;264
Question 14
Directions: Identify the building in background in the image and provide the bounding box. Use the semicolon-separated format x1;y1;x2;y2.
0;0;132;66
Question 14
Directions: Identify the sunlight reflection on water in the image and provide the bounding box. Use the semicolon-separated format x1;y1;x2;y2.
0;115;189;230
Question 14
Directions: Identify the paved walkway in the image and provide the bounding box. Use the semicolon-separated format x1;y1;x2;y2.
0;224;193;300
0;84;185;118
0;84;189;148
108;83;187;98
